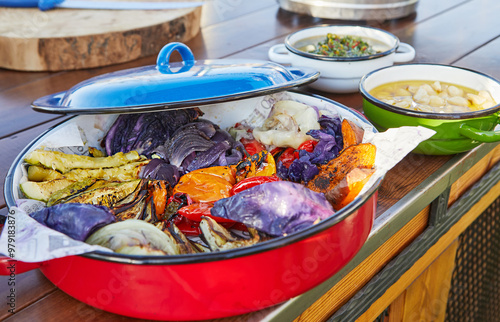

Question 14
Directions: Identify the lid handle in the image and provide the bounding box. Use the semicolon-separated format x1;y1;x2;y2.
156;42;195;74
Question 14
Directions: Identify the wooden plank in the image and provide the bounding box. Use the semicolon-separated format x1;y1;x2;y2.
401;239;458;322
293;207;429;322
388;291;406;322
4;289;281;322
0;0;275;92
453;31;500;80
489;145;500;170
0;269;56;320
0;70;54;93
394;0;500;65
355;179;500;321
200;0;276;27
376;154;451;216
448;148;494;206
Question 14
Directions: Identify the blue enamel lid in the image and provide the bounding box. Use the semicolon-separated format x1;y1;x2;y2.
32;42;320;114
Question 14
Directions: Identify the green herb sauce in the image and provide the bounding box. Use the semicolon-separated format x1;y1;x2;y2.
309;33;377;57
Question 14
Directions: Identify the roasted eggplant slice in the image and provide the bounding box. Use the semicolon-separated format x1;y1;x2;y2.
199;216;260;252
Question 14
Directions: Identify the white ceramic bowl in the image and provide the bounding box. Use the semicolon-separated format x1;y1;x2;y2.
268;25;415;93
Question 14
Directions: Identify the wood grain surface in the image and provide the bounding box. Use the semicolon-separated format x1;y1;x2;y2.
357;178;500;322
0;0;499;320
0;2;202;71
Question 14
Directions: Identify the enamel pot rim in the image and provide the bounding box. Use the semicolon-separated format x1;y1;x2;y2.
359;63;500;120
284;25;399;62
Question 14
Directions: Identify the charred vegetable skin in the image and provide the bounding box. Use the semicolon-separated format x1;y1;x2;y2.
30;203;116;241
307;143;376;209
235;150;276;182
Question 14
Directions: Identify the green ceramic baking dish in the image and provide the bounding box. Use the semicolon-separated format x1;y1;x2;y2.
359;64;500;155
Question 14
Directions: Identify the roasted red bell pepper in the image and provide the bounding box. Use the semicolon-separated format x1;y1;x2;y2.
178;203;235;223
240;138;266;156
276;140;318;168
175;202;246;234
277;147;295;168
170;215;202;235
294;139;318;158
298;139;318;153
230;175;280;195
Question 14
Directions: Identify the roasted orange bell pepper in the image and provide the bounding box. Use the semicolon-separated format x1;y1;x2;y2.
151;180;168;215
173;166;236;203
235;150;276;182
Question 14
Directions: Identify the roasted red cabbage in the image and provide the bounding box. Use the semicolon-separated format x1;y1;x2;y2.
278;115;343;183
105;109;201;157
30;203;116;241
139;159;181;187
211;181;334;236
163;119;244;172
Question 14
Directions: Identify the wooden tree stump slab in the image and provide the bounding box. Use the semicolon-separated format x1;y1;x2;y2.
0;2;202;71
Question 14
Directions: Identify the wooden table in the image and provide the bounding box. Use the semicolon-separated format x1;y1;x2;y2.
1;0;499;321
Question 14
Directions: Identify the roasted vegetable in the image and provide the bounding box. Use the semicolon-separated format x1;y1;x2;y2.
105;109;202;157
229;175;280;195
86;219;197;255
163;119;244;171
341;119;364;151
173;166;236;203
139;158;180;187
88;147;105;157
235;151;276;182
240;138;266;156
109;180;172;223
152;180;168;215
276;115;343;183
113;189;149;221
211;181;334;236
27;165;62;182
20;179;77;202
307;143;376;203
24;150;141;173
62;160;150;181
274;147;295;168
199;216;261;252
252;100;320;149
286;155;319;184
304;115;343;164
327;168;375;210
177;202;241;228
63;180;142;208
46;178;98;206
30;203;115;241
